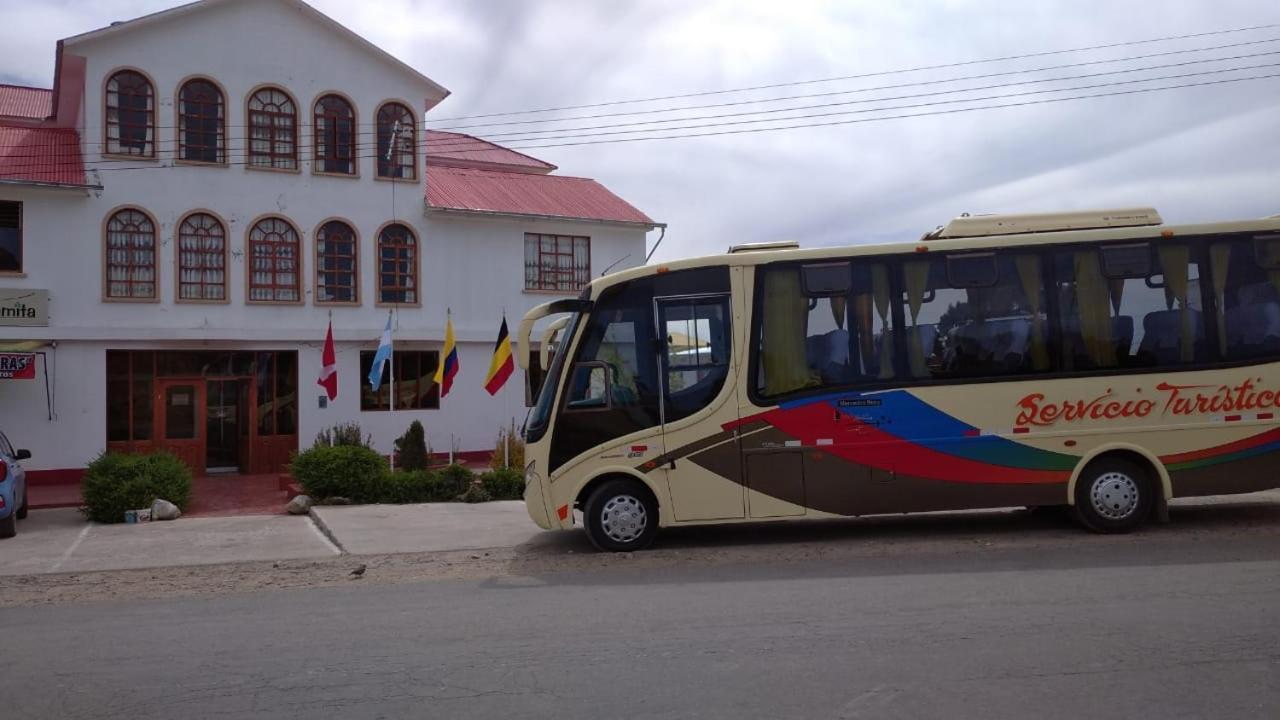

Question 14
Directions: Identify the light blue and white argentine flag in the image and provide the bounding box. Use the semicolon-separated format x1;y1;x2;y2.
367;314;393;391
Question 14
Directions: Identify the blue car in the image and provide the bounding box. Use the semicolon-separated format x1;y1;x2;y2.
0;430;30;538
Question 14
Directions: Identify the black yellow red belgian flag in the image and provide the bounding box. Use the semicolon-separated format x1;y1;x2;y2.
484;317;515;395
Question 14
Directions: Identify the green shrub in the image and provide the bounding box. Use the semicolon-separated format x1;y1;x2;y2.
374;470;456;504
291;445;387;502
439;463;474;496
394;420;429;471
81;451;193;524
480;467;525;500
458;483;492;504
312;422;373;449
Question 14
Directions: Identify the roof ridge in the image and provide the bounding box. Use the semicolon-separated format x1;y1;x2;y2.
0;83;52;92
430;165;594;182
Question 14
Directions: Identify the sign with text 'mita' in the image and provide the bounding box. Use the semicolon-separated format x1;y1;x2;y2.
0;353;36;380
0;288;49;327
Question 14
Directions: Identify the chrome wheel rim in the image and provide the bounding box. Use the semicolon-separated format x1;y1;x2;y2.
1090;471;1140;520
601;495;647;544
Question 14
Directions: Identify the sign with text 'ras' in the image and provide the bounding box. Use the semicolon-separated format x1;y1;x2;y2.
0;352;35;379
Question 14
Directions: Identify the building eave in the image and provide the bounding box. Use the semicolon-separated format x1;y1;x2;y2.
0;178;101;192
426;205;663;230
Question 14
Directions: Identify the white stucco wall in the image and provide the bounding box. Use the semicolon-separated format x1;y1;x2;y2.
0;1;653;471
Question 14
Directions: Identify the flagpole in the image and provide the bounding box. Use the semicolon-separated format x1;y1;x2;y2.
388;308;395;413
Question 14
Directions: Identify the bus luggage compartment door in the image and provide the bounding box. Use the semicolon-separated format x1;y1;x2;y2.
744;449;806;518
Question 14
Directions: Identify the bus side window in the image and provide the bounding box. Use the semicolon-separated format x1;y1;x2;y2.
1209;235;1280;361
900;252;1048;380
754;262;895;398
1055;243;1205;370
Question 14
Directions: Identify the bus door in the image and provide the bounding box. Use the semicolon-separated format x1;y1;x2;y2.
654;292;745;521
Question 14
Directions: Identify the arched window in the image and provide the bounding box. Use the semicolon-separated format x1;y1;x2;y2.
314;94;355;175
178;79;225;163
247;87;297;170
105;70;154;157
177;213;227;301
378;223;417;304
105;208;157;299
316;220;357;303
247;217;301;302
376;102;416;179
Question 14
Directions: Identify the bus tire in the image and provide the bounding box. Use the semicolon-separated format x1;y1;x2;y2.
1073;457;1155;534
583;478;659;552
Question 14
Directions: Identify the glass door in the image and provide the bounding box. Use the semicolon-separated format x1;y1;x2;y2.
155;379;205;473
205;379;244;472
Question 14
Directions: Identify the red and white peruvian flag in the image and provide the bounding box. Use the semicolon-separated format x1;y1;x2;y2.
317;320;338;402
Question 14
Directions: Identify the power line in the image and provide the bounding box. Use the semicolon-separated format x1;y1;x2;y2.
5;69;1275;174
430;36;1280;130
487;72;1280;152
444;51;1280;140
425;23;1280;122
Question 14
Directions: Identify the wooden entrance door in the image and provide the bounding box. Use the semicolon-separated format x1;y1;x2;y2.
155;379;205;472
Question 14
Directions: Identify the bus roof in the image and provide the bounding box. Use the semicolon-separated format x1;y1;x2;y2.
587;210;1280;296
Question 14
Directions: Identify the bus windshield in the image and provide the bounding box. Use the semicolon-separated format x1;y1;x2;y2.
524;311;582;442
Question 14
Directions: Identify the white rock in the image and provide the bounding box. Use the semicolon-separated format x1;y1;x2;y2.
286;495;313;515
151;499;181;521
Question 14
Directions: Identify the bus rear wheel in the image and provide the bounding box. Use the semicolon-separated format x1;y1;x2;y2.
583;478;659;552
1073;457;1155;533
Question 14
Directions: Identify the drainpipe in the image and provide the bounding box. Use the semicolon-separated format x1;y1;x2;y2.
645;225;668;263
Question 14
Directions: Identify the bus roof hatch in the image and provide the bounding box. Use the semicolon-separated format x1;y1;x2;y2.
728;240;800;253
931;207;1163;239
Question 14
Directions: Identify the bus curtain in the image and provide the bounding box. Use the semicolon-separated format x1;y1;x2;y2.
903;260;930;378
1156;244;1194;362
1013;254;1049;370
1210;243;1232;356
871;264;895;379
1074;251;1116;367
762;268;817;395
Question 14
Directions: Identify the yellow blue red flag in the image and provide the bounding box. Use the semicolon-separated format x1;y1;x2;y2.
434;313;459;398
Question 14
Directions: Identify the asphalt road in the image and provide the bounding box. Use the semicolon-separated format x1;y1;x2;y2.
3;506;1279;719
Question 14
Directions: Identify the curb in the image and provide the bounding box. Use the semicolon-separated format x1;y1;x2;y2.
307;508;347;554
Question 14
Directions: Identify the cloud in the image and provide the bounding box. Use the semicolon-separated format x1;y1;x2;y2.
2;0;1277;261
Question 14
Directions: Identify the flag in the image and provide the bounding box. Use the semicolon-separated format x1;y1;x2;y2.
434;313;459;398
368;313;393;391
484;317;515;395
317;320;338;401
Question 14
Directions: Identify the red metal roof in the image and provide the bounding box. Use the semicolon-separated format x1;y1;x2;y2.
426;165;654;226
425;130;556;173
0;84;53;120
0;126;87;186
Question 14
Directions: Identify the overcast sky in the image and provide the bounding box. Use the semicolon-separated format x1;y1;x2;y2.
2;0;1279;261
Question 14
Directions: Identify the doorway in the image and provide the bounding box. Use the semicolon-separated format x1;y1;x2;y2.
155;379;205;470
206;379;247;473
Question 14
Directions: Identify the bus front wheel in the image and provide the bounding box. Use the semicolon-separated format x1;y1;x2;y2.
583;478;659;552
1073;457;1155;533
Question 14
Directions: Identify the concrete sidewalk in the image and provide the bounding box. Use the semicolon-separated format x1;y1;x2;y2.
0;509;341;576
310;501;543;555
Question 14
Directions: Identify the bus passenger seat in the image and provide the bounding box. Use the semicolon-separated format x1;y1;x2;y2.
1225;283;1280;351
1138;309;1203;363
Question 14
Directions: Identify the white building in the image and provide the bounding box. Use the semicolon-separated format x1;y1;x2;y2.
0;0;659;485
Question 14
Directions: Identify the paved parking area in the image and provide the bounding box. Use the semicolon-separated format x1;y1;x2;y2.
310;500;542;555
0;508;340;576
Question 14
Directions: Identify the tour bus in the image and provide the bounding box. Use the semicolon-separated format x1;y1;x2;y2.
517;208;1280;551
